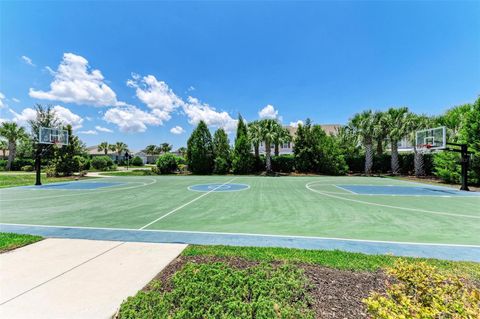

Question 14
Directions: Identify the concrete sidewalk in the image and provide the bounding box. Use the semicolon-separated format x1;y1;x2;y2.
0;238;186;319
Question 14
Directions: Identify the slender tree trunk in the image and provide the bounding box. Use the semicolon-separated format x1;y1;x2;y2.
265;141;272;172
254;143;259;158
6;141;15;171
376;139;383;155
391;140;400;175
365;142;373;175
274;143;279;156
414;148;425;177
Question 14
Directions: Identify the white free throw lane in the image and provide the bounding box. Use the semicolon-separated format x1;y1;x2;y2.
0;238;186;319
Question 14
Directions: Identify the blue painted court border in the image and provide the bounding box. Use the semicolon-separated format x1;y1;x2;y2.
336;184;480;197
18;181;126;190
1;224;479;262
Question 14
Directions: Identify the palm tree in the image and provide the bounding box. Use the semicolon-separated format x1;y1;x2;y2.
408;114;432;177
144;144;157;155
348;110;377;175
97;141;110;155
0;139;7;159
274;126;291;156
177;147;187;157
383;107;410;175
113;142;128;162
0;122;27;170
248;121;262;158
373;111;387;155
160;143;172;153
259;119;280;172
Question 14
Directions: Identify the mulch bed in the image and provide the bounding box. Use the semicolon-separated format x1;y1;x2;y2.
144;255;386;319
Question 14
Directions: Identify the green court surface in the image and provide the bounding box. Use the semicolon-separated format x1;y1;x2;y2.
0;175;479;246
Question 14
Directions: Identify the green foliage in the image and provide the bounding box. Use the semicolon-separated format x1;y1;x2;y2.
364;259;480;318
51;125;86;176
74;156;90;171
433;152;461;184
10;158;35;171
271;154;295;173
0;232;42;253
156;153;179;174
232;115;254;174
118;262;314;319
131;156;144;166
187;121;214;174
293;119;347;175
91;156;115;171
20;165;34;172
0;159;6;170
213;128;231;174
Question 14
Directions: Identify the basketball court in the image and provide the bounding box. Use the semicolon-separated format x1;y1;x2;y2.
1;175;479;261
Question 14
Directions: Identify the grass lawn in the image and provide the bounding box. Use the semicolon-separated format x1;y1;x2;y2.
184;245;480;280
0;232;42;252
100;169;155;176
0;173;94;188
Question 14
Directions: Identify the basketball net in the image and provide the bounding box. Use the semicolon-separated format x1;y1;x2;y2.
417;144;433;154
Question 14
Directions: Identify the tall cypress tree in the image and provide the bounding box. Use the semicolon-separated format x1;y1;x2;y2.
232;115;253;174
213;128;231;174
187;121;214;174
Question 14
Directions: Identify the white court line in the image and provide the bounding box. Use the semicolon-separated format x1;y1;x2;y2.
333;185;358;194
187;183;250;193
138;177;238;230
306;182;480;220
0;177;158;202
1;222;479;248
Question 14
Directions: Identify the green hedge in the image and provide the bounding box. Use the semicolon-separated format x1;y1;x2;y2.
11;159;35;171
271;154;295;173
91;156;115;171
346;153;433;175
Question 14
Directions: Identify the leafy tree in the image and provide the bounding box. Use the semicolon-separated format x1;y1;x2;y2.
460;97;480;153
52;125;85;176
213;128;231;174
0;122;27;170
98;142;110;155
232;115;254;174
348;110;377;175
335;126;361;158
383;107;411;175
259;119;281;172
248;121;262;158
131;156;144;166
28;105;60;183
373;111;387;155
177;147;187;158
187;121;214;174
293;119;346;175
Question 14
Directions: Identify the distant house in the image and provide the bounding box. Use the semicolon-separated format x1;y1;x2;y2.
134;151;148;165
257;124;342;155
86;145;130;162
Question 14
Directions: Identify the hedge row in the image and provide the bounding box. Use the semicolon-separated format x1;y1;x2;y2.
345;153;434;175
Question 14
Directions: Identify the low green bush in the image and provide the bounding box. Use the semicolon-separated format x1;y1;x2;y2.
0;159;7;170
118;262;314;319
21;165;34;172
11;158;35;171
131;156;144;166
271;154;295;173
91;156;114;171
364;259;480;318
156;153;178;174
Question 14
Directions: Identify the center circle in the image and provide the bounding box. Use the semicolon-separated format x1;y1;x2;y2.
188;183;250;193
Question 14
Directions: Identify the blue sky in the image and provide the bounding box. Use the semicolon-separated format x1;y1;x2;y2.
1;1;479;150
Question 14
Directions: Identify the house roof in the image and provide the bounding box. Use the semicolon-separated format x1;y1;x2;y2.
286;124;341;136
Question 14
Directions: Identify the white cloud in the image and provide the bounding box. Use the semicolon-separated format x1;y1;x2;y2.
29;53;123;107
10;105;83;129
44;66;56;76
11;98;20;103
53;105;83;130
188;86;195;91
170;125;185;134
127;74;183;123
289;120;304;128
21;55;35;66
78;130;98;135
183;96;237;132
258;104;279;119
85;116;93;121
95;125;113;133
0;92;5;108
103;106;163;133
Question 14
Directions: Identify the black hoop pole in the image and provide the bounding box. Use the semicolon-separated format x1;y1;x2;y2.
446;143;471;191
35;146;42;186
